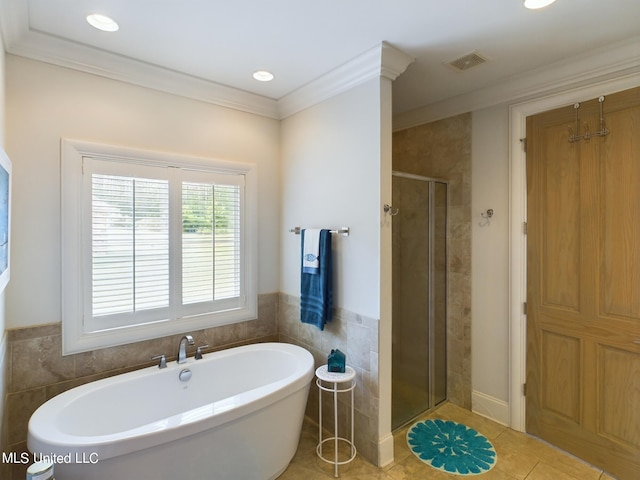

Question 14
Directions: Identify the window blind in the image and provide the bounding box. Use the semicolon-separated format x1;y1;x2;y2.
62;140;256;354
181;182;241;304
91;174;170;317
87;161;244;327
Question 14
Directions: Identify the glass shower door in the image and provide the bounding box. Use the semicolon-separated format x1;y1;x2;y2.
431;181;447;407
391;174;447;430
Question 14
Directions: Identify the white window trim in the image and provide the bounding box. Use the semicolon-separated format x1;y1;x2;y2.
61;139;258;355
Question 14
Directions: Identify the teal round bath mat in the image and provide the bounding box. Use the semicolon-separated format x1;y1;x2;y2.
406;419;497;475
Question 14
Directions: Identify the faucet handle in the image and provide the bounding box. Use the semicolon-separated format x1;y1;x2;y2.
152;354;167;369
195;345;210;360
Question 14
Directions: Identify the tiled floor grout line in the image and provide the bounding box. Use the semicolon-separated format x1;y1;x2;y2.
522;459;541;480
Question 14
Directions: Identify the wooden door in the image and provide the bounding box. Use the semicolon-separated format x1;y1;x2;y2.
526;86;640;480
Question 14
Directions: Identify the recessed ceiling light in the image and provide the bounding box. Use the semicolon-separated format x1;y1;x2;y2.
524;0;557;9
86;14;119;32
253;70;274;82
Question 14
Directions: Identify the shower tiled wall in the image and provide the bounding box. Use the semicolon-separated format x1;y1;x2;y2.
392;112;472;409
1;293;279;480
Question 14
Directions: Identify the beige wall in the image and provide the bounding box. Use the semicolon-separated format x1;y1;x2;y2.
470;104;511;424
4;55;394;470
2;55;282;478
279;77;388;465
392;113;472;410
5;55;281;330
280;78;383;318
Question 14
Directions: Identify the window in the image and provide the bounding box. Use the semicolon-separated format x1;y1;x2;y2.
62;140;257;354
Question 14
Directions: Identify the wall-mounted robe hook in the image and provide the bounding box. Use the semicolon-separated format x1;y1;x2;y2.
481;209;494;219
384;204;399;216
479;208;494;227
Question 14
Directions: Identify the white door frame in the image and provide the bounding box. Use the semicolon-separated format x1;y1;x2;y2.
508;73;640;432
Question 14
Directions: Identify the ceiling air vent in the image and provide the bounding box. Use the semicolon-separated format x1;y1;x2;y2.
445;51;488;72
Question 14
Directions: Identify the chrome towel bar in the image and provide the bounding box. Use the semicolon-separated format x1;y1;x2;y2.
289;226;350;237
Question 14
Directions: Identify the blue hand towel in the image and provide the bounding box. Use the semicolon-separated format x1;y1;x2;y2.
300;229;333;330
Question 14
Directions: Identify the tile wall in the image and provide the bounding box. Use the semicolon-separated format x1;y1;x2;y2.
1;291;382;480
278;293;380;465
392;112;473;409
1;293;279;479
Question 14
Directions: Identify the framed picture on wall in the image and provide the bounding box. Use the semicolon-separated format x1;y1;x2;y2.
0;148;11;293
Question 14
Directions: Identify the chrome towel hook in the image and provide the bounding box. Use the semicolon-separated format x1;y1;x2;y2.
479;208;494;227
481;209;494;219
384;204;399;216
568;96;610;143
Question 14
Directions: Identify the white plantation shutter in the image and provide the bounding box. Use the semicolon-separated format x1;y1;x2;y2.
182;182;215;304
80;155;248;335
91;174;170;317
181;182;241;305
62;140;257;354
213;184;241;299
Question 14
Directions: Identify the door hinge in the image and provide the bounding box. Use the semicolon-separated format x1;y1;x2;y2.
523;383;527;396
523;302;527;315
520;138;527;153
523;221;527;234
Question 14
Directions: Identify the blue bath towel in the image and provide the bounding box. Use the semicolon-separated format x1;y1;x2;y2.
300;229;333;330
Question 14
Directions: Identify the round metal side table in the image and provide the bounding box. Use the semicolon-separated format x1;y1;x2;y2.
315;364;357;477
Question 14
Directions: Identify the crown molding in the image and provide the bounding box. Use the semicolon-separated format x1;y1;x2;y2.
0;1;414;121
380;42;416;81
0;0;280;119
0;0;413;121
8;34;280;118
278;41;414;119
393;35;640;131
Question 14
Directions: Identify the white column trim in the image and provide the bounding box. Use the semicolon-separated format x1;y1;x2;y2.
278;42;413;119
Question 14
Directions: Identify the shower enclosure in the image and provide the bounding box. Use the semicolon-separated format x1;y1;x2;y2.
391;172;447;430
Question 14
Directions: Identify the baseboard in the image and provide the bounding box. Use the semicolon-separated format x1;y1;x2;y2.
471;390;510;427
378;432;395;468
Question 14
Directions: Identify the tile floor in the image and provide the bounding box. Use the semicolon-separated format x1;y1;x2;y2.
279;402;617;480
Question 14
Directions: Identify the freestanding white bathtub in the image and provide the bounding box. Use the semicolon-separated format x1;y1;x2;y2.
28;342;314;480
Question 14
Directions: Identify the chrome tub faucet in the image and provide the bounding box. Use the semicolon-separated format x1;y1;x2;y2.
177;335;195;364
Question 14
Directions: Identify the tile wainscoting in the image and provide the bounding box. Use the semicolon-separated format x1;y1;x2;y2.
1;293;279;480
278;293;380;465
2;289;472;478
